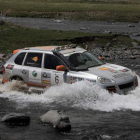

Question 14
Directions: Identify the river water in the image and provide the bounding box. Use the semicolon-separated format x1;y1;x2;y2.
1;60;140;140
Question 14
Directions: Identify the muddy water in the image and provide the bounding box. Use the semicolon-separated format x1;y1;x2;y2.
1;60;140;140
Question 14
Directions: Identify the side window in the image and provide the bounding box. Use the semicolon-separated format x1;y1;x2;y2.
24;53;43;68
44;54;64;70
15;52;26;65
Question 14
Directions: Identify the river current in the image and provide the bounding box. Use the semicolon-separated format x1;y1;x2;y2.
1;73;140;140
0;78;140;112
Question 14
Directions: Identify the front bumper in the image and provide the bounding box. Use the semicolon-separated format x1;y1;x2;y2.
104;76;138;94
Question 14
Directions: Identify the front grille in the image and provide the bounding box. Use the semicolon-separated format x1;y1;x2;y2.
119;81;134;90
106;86;117;93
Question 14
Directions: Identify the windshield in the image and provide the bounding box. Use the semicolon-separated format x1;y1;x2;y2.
65;51;104;70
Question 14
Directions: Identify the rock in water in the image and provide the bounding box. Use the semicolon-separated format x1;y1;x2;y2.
1;113;30;125
0;20;5;25
39;110;71;132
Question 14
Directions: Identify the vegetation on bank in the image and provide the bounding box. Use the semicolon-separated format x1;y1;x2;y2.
0;0;140;22
0;23;138;53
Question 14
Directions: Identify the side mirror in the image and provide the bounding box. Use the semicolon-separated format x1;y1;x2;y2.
56;65;66;71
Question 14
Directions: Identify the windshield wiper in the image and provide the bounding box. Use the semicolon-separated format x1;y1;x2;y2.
74;67;88;71
87;64;103;68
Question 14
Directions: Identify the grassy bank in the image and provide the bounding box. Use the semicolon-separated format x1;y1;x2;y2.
0;0;140;22
0;23;138;53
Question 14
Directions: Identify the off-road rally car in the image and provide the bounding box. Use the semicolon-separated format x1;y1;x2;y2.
2;45;138;94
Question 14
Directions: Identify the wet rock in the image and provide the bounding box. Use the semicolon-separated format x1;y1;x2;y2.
133;46;140;49
39;110;71;132
106;43;111;48
1;113;30;125
135;65;140;68
133;33;140;37
122;47;127;50
90;135;102;140
79;27;88;30
80;136;89;140
104;31;112;34
0;19;5;25
128;24;135;27
107;20;115;23
53;20;63;23
130;55;136;59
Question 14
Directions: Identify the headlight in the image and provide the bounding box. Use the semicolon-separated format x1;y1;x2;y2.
132;71;136;77
97;77;116;84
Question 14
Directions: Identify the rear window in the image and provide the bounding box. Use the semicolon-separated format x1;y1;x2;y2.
15;52;26;65
24;53;43;68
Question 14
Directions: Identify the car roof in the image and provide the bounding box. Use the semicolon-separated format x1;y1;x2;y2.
14;45;86;55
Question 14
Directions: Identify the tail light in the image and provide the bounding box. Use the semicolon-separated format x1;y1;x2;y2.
3;66;5;74
135;78;138;87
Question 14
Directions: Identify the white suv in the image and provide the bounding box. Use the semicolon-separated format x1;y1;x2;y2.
2;45;138;94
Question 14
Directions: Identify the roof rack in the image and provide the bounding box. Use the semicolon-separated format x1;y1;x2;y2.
54;44;77;51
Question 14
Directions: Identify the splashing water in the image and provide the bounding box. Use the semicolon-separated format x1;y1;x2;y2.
0;76;140;112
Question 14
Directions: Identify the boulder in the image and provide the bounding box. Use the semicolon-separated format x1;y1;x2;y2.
0;19;5;25
133;33;140;37
1;113;30;125
128;24;135;27
39;110;71;132
130;55;136;59
106;43;111;48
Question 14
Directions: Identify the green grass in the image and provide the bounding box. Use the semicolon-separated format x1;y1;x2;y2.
0;23;138;53
0;0;140;22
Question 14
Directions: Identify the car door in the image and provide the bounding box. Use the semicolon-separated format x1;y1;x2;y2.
22;52;43;87
42;53;68;87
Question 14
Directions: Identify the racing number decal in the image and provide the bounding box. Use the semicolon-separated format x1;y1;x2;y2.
55;76;59;84
53;71;64;85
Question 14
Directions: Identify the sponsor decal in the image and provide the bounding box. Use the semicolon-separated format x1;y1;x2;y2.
99;67;118;73
22;70;26;74
73;77;77;80
78;77;84;81
72;77;84;81
99;67;110;71
42;72;50;78
29;69;41;83
70;76;84;83
6;64;14;70
32;56;38;62
121;69;129;72
109;69;118;73
42;80;51;84
86;79;96;82
113;73;130;78
32;70;37;77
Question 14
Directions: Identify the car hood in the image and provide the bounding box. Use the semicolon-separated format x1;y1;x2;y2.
86;63;134;82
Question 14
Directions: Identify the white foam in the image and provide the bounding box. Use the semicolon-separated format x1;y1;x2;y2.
1;77;140;112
